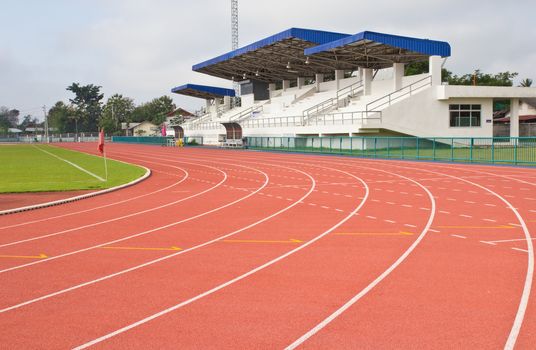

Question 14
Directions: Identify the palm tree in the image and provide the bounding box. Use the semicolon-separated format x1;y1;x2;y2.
519;78;533;87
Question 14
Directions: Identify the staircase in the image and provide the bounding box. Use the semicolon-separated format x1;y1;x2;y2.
302;80;363;123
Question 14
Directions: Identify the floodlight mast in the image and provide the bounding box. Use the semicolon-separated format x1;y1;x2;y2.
231;0;239;96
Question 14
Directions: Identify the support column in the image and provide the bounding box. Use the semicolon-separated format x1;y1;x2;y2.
429;55;442;86
363;68;373;96
205;99;211;110
214;97;221;116
297;77;305;89
268;83;276;91
282;80;290;91
315;73;324;92
393;63;404;91
511;98;520;137
335;70;344;90
223;95;231;111
358;67;363;81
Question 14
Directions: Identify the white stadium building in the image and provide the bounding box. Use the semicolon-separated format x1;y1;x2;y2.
171;28;536;146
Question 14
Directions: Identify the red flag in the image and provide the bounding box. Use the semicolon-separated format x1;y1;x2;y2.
98;129;104;155
161;123;167;137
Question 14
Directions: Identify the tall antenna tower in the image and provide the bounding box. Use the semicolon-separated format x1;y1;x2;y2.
231;0;239;50
231;0;239;96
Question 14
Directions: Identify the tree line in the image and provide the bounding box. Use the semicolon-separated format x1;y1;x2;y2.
47;83;177;135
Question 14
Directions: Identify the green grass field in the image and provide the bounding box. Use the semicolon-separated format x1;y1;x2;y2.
0;144;146;193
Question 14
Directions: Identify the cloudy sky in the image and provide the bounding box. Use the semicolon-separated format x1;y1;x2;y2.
1;0;535;120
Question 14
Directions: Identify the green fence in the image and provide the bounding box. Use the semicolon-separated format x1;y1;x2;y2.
112;136;173;145
246;136;536;166
111;136;204;146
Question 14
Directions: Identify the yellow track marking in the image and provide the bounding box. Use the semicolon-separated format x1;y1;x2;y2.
335;232;414;236
0;253;48;260
222;239;303;244
101;246;182;251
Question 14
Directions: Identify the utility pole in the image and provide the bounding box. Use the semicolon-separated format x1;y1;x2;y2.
43;105;49;143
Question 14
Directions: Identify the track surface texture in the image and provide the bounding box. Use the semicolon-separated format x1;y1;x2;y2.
1;143;535;349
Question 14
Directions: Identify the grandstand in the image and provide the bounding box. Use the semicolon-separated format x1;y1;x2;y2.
172;28;536;145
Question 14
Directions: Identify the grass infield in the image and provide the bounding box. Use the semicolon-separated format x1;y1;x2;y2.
0;144;146;193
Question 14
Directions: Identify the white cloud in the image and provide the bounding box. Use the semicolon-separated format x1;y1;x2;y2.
1;0;535;118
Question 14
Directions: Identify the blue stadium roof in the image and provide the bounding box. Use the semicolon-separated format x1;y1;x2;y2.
304;31;450;69
171;84;235;100
192;28;350;82
193;28;349;71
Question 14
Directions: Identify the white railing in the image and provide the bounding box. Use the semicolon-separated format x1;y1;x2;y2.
228;104;264;121
366;75;432;112
241;111;381;129
302;80;363;119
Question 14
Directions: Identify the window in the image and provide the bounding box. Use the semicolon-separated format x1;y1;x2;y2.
449;104;481;127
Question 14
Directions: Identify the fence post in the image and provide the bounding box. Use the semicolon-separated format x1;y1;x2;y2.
416;137;420;160
514;137;518;165
451;138;454;162
374;138;377;158
490;138;494;163
401;138;404;159
470;138;474;163
433;138;436;160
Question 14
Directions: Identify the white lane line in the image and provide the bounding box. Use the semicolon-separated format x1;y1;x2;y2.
366;215;377;220
429;229;440;233
401;204;412;208
439;210;451;214
404;224;417;228
384;219;396;224
485;204;496;207
0;161;229;250
0;160;189;231
485;238;535;244
73;167;371;350
34;145;105;182
419;207;430;211
460;214;473;218
480;241;497;246
483;219;497;223
285;171;436;350
0;165;264;274
513;248;529;253
0;166;319;314
451;234;467;239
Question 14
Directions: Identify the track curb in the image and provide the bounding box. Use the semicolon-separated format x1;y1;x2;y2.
0;165;151;216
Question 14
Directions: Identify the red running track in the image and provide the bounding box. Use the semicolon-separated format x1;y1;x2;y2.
0;143;534;349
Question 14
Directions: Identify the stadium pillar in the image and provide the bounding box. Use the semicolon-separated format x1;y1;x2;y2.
223;96;231;111
363;68;372;95
358;67;363;81
282;80;290;91
315;73;324;92
297;77;305;89
206;99;211;110
393;63;404;91
335;70;344;90
429;55;442;86
510;98;520;137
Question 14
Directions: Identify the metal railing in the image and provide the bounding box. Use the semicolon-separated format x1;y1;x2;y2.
303;80;363;119
366;75;432;112
246;136;536;165
240;111;381;129
228;104;264;121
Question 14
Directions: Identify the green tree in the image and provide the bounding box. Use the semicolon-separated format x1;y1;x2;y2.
66;83;104;132
100;94;135;134
448;70;518;86
132;96;175;125
0;107;11;133
47;101;77;133
519;78;533;87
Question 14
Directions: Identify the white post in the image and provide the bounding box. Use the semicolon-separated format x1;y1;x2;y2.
282;80;290;91
297;77;305;89
429;55;442;86
103;150;108;181
363;68;373;95
223;95;231;111
511;98;520;137
315;73;324;92
335;70;344;90
393;63;404;91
